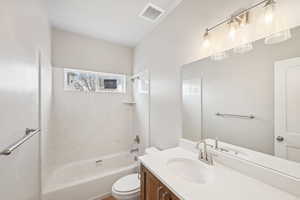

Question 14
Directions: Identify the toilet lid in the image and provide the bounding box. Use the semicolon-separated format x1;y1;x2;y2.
113;173;140;193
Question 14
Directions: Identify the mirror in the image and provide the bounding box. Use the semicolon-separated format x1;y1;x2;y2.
182;25;300;163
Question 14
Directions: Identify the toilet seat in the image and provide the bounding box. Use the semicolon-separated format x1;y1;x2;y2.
113;173;140;193
112;173;140;200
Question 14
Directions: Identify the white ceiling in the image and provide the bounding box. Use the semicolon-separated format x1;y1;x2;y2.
47;0;183;47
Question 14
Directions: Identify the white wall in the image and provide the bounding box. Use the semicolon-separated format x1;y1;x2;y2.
52;28;133;73
134;0;300;149
48;29;134;174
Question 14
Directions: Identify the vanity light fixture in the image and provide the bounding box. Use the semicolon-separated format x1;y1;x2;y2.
202;0;292;60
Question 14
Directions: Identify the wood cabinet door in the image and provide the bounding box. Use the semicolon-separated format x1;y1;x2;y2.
140;165;180;200
141;165;163;200
146;168;162;200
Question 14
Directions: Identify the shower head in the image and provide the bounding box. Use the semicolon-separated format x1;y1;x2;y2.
130;74;141;82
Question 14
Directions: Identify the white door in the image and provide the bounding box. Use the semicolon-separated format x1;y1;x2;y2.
0;24;41;200
275;57;300;162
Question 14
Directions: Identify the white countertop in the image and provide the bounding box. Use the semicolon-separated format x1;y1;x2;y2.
139;147;299;200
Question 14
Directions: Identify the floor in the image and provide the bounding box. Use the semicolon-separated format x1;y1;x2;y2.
102;196;116;200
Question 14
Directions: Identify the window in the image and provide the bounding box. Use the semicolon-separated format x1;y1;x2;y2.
64;68;126;93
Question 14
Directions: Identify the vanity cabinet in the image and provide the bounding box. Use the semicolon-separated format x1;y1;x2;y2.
140;165;180;200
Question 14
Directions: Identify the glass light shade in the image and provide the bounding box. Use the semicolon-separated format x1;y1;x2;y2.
239;17;248;28
265;29;291;44
211;51;228;61
203;37;210;48
202;29;210;48
233;43;253;54
265;1;276;25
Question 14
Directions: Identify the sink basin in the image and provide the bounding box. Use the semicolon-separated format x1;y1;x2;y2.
166;158;214;184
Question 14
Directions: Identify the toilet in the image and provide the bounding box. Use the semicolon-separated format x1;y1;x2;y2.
112;147;159;200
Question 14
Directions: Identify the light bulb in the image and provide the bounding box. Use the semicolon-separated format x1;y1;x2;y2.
202;29;210;48
228;18;237;40
203;38;210;48
264;0;276;24
229;26;236;40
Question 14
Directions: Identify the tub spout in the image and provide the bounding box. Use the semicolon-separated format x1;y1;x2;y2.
130;148;139;153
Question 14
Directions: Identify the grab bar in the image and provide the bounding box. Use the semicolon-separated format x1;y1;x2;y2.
216;113;255;119
0;128;40;156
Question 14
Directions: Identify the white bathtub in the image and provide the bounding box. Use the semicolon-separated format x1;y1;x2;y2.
43;151;137;200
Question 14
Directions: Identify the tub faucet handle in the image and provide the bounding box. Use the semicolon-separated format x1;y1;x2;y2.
134;135;140;144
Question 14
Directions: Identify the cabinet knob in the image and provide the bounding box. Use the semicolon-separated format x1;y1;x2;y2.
276;136;284;142
162;191;169;200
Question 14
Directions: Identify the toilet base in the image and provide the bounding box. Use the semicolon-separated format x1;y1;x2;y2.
112;191;139;200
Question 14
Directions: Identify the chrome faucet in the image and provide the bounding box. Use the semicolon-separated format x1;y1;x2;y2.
196;140;213;165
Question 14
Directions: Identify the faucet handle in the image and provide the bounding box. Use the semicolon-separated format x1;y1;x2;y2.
134;135;140;144
214;138;219;149
199;149;204;159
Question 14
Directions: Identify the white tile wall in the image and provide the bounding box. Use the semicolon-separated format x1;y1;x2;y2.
47;29;134;177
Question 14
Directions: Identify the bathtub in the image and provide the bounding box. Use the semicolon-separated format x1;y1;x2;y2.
43;151;137;200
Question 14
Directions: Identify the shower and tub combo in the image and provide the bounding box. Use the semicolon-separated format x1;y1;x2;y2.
44;147;159;200
43;70;150;200
43;151;137;200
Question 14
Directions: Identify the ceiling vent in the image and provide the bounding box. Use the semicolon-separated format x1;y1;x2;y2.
139;3;165;22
